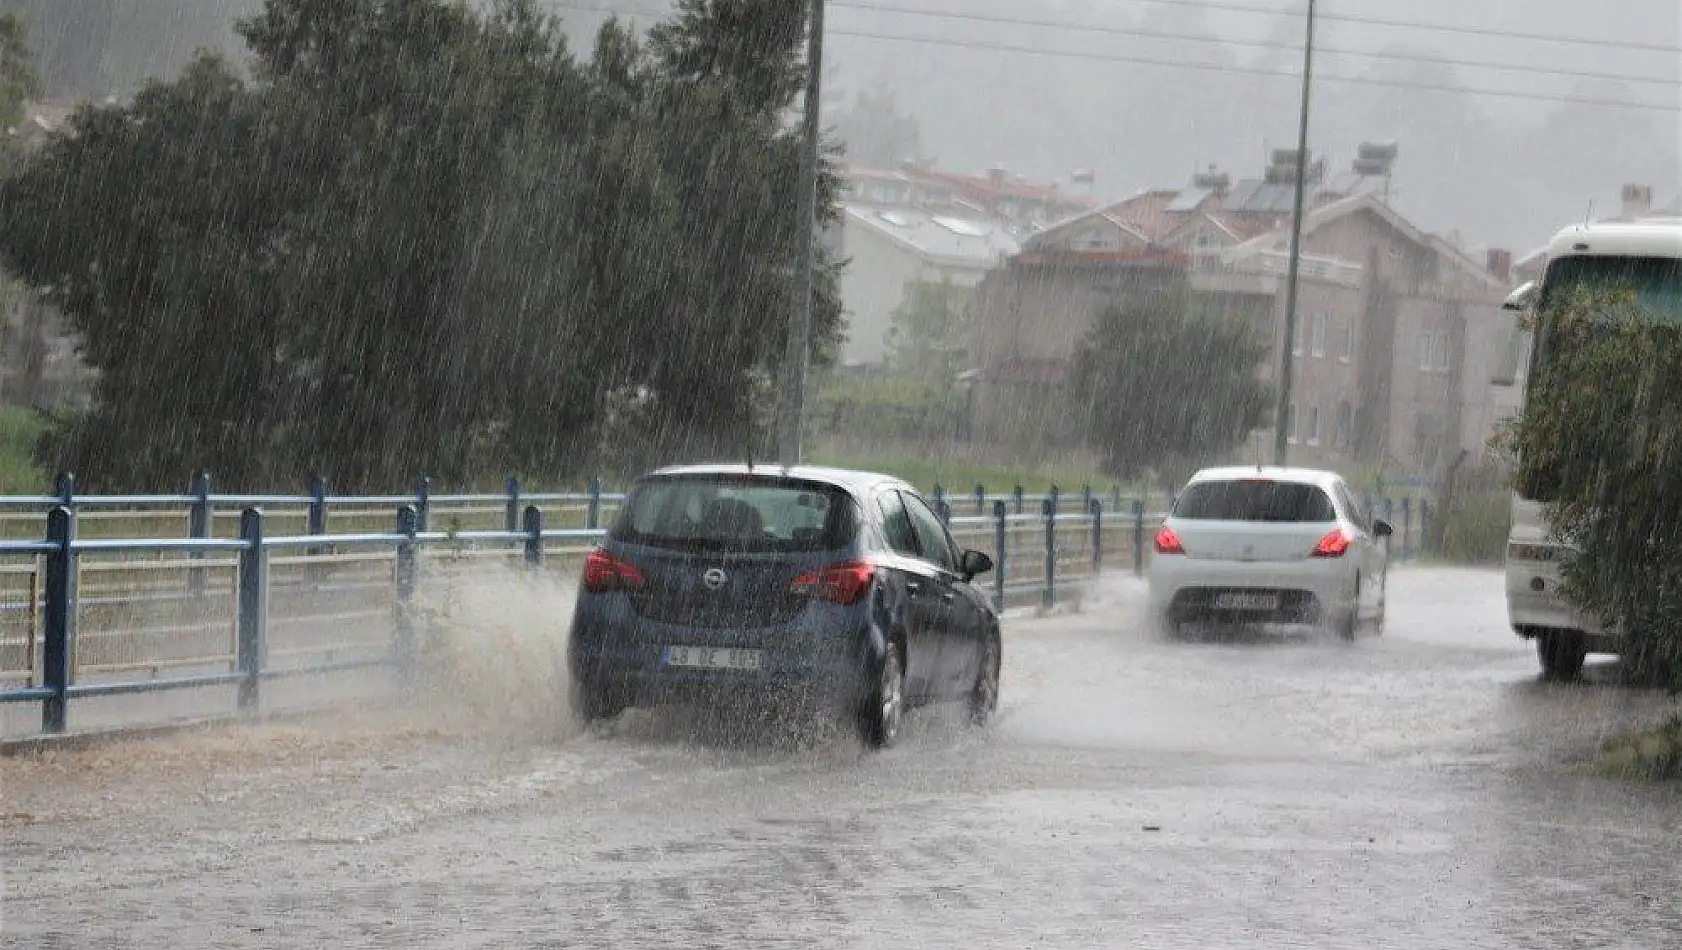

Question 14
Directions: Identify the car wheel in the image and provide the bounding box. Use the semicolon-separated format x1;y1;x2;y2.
968;632;1001;726
569;676;625;725
1538;631;1586;681
860;645;906;750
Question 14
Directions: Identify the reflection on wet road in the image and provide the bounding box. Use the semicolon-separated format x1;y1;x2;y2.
4;568;1679;948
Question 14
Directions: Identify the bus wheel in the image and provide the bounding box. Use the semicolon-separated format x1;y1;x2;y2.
1537;631;1586;681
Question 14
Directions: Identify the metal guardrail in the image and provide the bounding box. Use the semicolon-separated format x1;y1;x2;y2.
0;475;1437;737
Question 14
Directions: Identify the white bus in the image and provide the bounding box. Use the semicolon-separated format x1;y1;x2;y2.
1494;219;1682;679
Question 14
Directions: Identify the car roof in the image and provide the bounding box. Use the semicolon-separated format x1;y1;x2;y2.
642;463;914;497
1185;466;1343;489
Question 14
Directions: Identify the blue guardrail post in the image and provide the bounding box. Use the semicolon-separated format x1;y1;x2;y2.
41;506;75;734
308;474;329;536
1089;498;1103;577
587;476;603;531
236;508;267;713
415;477;432;533
394;505;419;684
992;500;1007;610
973;484;986;515
505;476;521;533
54;471;74;510
1041;496;1056;611
1132;499;1145;578
188;471;212;598
523;505;544;567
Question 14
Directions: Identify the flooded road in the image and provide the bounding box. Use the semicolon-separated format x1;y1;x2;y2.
4;567;1679;948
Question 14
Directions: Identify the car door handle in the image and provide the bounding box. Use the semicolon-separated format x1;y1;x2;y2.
905;581;923;595
941;591;956;603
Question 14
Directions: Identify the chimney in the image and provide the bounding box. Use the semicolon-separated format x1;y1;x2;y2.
1621;183;1653;220
1486;248;1513;283
987;164;1008;187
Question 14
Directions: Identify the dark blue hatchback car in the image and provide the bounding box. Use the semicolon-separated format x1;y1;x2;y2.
567;464;1001;747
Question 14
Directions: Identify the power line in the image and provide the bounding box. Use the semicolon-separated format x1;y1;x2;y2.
545;2;1682;111
829;0;1682;88
829;27;1681;113
1047;0;1682;56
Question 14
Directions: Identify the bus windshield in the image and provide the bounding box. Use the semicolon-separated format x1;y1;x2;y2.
1518;253;1682;502
1535;254;1682;319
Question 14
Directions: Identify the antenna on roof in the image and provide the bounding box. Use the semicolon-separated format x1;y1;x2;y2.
1584;200;1595;225
1254;431;1265;471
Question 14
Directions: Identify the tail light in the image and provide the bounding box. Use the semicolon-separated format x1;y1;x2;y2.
1154;527;1185;555
1312;530;1353;558
791;560;876;605
583;549;647;593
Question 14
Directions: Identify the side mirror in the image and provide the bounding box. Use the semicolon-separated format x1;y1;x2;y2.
960;549;994;581
1373;519;1394;539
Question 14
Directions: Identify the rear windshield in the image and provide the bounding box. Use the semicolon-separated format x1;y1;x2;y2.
611;476;857;552
1174;479;1337;523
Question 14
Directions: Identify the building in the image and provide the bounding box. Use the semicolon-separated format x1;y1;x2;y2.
835;205;1019;366
972;144;1521;489
832;163;1086;367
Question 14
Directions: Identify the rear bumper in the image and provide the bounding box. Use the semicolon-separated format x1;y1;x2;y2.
1504;558;1618;646
1148;556;1353;625
568;596;877;708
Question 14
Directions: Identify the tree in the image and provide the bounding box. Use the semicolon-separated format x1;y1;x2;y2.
832;85;921;170
0;0;841;488
1506;283;1682;686
1069;283;1272;481
883;279;972;382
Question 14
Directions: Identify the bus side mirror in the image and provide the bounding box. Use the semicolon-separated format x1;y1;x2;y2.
1491;313;1525;387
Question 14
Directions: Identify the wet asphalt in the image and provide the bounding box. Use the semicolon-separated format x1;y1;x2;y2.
3;567;1679;948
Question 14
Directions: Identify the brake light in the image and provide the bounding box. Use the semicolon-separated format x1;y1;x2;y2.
791;560;876;605
1154;527;1184;555
1312;530;1353;558
583;549;647;592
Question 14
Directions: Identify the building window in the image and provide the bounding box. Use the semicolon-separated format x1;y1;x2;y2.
1311;312;1328;357
1292;316;1305;356
1286;402;1298;443
1435;331;1450;371
1419;331;1434;371
1335;401;1353;448
1340;319;1355;363
1306;405;1321;445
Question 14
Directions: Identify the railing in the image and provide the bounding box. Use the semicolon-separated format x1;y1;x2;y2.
0;475;1438;737
0;499;608;736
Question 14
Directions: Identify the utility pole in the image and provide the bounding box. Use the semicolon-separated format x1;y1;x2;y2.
778;0;825;467
1273;0;1316;467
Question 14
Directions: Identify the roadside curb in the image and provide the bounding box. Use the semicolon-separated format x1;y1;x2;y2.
0;702;395;758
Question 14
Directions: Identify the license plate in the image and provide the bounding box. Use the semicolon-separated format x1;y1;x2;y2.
1213;592;1279;611
663;646;763;671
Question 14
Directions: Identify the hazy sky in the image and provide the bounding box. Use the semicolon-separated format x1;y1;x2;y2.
21;0;1682;252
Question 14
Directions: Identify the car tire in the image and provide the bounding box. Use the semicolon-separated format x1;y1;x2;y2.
968;631;1001;727
860;644;906;750
569;676;625;725
1538;631;1586;681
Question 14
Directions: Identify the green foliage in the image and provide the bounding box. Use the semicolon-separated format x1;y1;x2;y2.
833;84;921;169
0;405;45;491
0;0;841;491
884;279;972;381
1510;283;1682;687
1069;281;1272;481
1594;714;1682;781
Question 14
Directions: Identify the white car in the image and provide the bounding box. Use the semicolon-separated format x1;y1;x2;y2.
1147;467;1394;639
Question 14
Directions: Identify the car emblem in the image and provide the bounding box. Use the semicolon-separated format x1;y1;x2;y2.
702;568;728;591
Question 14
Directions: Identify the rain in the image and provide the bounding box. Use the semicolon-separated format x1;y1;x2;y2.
1;1;1681;946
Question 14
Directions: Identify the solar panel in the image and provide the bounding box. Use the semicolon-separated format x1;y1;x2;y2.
1222;179;1261;210
1166;187;1211;212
